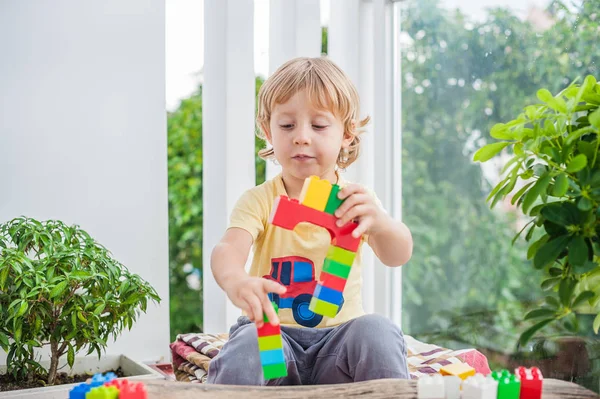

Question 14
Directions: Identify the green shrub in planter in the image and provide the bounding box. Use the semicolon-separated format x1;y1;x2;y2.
0;217;160;385
474;75;600;345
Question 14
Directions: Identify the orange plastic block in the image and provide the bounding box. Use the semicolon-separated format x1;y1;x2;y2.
268;196;361;251
299;176;333;212
439;363;476;380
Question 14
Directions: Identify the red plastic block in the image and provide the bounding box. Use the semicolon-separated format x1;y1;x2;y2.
257;321;281;337
105;379;147;399
269;196;361;251
319;271;348;292
516;366;543;399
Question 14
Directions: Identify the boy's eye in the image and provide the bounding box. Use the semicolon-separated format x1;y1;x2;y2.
313;125;328;130
280;124;294;129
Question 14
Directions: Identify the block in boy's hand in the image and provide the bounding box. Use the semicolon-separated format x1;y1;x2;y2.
257;302;287;380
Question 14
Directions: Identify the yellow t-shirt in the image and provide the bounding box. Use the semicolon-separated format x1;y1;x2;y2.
227;173;371;328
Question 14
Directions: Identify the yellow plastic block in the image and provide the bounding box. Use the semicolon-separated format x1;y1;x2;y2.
299;176;332;212
439;363;476;380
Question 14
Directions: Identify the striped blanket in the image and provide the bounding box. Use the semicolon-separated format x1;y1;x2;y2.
170;332;491;383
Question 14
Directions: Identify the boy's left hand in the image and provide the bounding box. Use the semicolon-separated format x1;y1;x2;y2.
334;184;388;238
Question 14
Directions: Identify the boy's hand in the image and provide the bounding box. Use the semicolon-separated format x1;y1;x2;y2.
335;184;388;238
225;276;286;327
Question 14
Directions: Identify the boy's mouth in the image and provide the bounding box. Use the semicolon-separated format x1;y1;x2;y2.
292;154;315;161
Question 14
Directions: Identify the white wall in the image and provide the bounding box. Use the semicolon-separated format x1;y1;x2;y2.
0;1;170;364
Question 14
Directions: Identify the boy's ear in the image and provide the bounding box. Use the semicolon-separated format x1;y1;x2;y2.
261;121;273;144
341;121;356;148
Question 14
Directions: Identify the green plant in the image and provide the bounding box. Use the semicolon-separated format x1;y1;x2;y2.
0;217;160;385
474;75;600;346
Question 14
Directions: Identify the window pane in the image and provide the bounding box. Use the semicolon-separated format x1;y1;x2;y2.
401;0;599;393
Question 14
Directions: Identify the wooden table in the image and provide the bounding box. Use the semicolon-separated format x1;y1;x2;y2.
141;378;599;398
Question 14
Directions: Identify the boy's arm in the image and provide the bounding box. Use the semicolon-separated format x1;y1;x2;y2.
367;216;413;267
211;227;286;325
211;227;253;292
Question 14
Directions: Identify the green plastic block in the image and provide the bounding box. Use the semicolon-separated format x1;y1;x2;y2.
322;258;352;279
326;245;356;266
86;386;119;399
324;184;343;214
309;296;339;318
258;335;283;351
492;369;521;399
263;301;279;323
262;362;287;380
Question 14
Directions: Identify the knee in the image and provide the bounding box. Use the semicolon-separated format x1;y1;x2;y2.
207;324;262;385
348;314;407;355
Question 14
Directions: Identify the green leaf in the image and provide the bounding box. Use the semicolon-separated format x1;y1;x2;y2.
534;235;569;269
594;313;600;334
16;301;28;317
559;278;577;307
519;318;554;346
0;332;9;350
569;236;588;266
545;295;561;309
572;290;595;309
541;277;561;290
589;108;600;128
522;174;551;214
577;196;592;211
524;308;556;320
473;142;511;162
566;154;588;173
49;281;68;299
93;303;105;316
511;182;534;205
552;174;569;197
490;123;514;140
67;345;75;368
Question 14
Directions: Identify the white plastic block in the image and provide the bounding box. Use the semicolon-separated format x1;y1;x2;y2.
443;375;461;399
418;374;445;399
462;373;498;399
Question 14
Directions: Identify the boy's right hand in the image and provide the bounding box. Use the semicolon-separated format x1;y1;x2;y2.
225;276;287;328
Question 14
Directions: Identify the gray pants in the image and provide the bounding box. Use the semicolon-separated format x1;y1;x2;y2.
206;313;410;385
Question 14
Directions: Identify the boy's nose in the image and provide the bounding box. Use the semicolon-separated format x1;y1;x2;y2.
293;126;311;145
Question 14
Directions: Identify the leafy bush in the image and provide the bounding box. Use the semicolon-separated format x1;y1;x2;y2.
0;217;160;385
474;75;600;345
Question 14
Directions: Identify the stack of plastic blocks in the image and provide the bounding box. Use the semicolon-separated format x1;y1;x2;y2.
68;372;146;399
257;302;287;380
268;175;361;318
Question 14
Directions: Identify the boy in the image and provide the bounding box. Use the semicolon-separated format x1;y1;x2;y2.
207;57;413;385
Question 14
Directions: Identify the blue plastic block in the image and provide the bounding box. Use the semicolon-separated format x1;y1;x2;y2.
69;382;92;399
313;284;343;305
89;372;117;387
259;348;285;366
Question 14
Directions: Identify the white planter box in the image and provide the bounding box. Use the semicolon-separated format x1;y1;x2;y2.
0;354;164;399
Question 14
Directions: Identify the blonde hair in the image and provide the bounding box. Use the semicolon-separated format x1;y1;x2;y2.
256;57;369;169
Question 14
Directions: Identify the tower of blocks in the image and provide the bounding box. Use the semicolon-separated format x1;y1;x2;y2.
68;372;147;399
268;176;361;318
257;302;288;380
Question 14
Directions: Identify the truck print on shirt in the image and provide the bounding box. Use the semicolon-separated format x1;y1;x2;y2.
263;256;344;327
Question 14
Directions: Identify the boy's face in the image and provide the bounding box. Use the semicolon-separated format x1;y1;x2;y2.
265;89;353;181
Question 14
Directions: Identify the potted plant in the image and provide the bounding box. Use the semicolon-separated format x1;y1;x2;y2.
473;75;600;346
0;217;161;392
